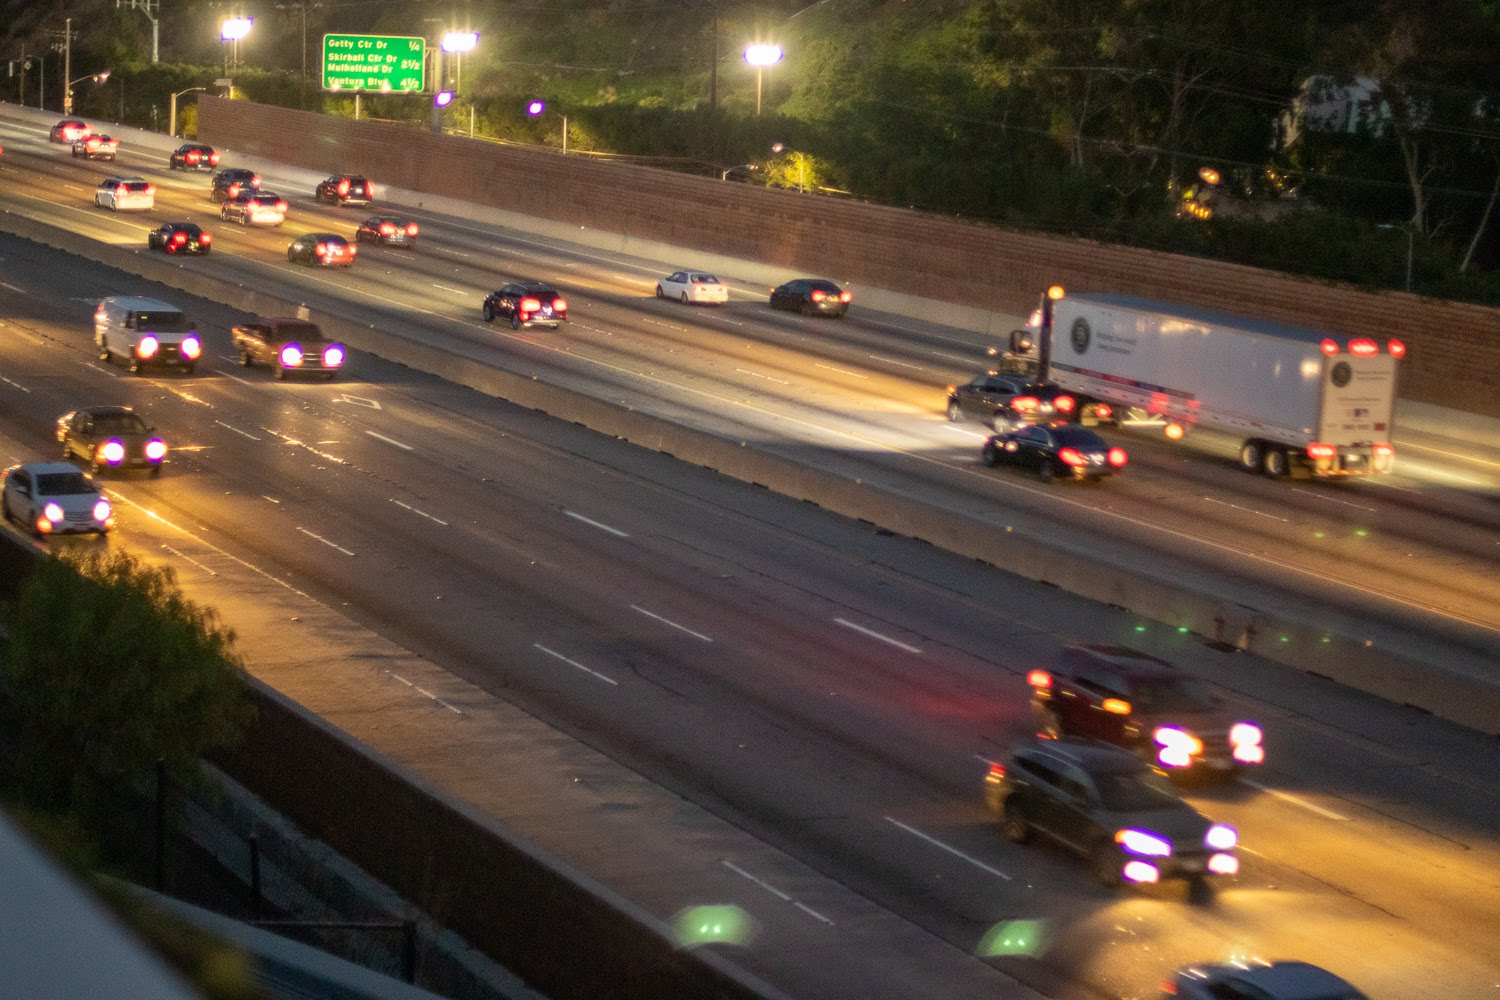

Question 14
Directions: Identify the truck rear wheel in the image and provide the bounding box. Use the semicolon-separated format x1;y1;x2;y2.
1263;447;1289;478
1239;440;1263;472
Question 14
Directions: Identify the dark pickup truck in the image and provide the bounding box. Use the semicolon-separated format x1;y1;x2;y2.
231;319;346;380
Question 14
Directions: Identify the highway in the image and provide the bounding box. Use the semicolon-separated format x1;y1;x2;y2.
1;113;1498;998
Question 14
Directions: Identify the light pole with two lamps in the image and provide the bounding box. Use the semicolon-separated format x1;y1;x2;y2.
743;44;782;117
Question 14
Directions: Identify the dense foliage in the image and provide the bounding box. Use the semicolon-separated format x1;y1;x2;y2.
7;0;1500;299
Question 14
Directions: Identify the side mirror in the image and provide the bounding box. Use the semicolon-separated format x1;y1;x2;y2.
1009;329;1033;354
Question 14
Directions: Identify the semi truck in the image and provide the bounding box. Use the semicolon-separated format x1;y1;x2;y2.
995;287;1403;478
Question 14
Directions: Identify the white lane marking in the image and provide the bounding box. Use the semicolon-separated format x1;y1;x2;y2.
433;246;472;258
943;424;989;439
219;371;252;386
1291;488;1376;512
1399;439;1500;470
391;498;449;526
366;430;414;451
1;375;31;393
533;643;618;686
885;817;1011;880
79;361;118;378
631;605;713;642
215;420;261;441
167;388;211;407
721;860;792;900
262;496;281;504
564;510;629;537
1203;496;1290;522
386;672;462;714
835;618;922;654
160;544;218;577
1394;460;1487;487
867;354;925;371
735;368;791;385
296;526;355;556
1242;779;1351;821
432;283;468;295
335;393;382;409
814;363;869;380
793;902;835;925
0;282;26;294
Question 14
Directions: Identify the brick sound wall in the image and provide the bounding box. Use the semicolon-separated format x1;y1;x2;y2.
199;97;1500;416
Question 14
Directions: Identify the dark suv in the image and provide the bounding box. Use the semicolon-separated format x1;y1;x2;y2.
1027;644;1264;780
315;174;373;206
985;738;1240;887
209;167;261;203
769;278;851;317
482;282;568;330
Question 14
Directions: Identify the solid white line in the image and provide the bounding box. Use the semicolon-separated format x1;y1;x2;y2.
943;424;989;439
432;283;468;295
885;817;1011;880
814;363;869;380
296;526;355;556
1400;439;1500;470
631;605;713;642
215;420;261;441
219;371;252;386
564;510;630;537
533;643;619;686
433;247;473;258
721;860;792;900
835;618;922;654
160;544;218;577
1242;780;1351;821
366;430;414;451
793;901;835;925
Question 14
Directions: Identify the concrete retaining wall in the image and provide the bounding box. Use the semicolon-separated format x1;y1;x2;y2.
197;97;1500;417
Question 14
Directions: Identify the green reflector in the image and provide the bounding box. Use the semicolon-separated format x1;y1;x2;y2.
673;905;755;948
977;918;1048;957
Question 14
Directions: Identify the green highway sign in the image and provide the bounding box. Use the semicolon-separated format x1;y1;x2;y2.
321;34;426;93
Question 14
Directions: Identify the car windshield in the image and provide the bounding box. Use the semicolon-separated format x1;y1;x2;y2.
93;414;149;435
135;311;187;332
1094;768;1181;811
278;323;326;342
1130;676;1218;713
36;472;95;496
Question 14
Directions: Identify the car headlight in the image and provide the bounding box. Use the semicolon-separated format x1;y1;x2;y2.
322;345;345;368
280;345;304;367
99;440;126;464
144;439;168;461
1207;852;1239;876
43;502;64;523
137;335;159;358
181;336;202;359
1204;824;1237;851
1230;722;1262;746
1115;828;1172;857
93;499;112;522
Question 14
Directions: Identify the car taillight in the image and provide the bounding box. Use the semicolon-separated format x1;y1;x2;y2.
1011;396;1038;412
1207;853;1239;876
275;201;287;212
338;179;350;195
347;245;356;255
405;223;418;235
1102;697;1132;715
379;222;395;235
187;151;199;161
552;297;567;312
1162;982;1179;996
1373;442;1395;457
200;232;211;244
227;183;240;197
251;175;261;186
99;440;126;464
1307;442;1336;460
839;290;853;303
1026;669;1051;689
984;761;1006;785
1107;447;1128;466
810;290;826;302
144;439;167;461
173;232;187;244
117;185;128;195
323;345;345;367
519;297;542;312
280;345;304;367
366;183;376;199
210;153;220;165
1054;395;1076;413
137;335;159;358
1058;447;1086;467
1094;403;1112;419
315;243;327;256
145;185;155;195
181;336;201;359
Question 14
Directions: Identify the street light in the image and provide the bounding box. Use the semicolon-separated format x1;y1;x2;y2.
220;16;253;76
439;31;478;95
169;86;206;138
526;99;568;155
65;70;110;116
770;142;807;193
743;44;783;117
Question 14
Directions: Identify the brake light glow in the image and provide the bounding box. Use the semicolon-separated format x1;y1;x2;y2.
252;174;261;186
117;184;128;196
1055;395;1076;413
1207;853;1239;876
1026;669;1051;689
810;290;826;302
1058;447;1086;467
1122;860;1160;884
1307;442;1336;460
209;152;220;165
1348;338;1378;356
839;290;853;303
1320;339;1339;355
181;336;201;359
379;222;395;235
1094;403;1112;419
1107;447;1128;467
173;232;187;244
985;762;1006;785
1388;338;1406;358
552;298;567;312
137;336;159;358
366;183;376;199
1011;396;1038;412
186;150;199;161
144;439;168;461
338;179;350;195
1164;423;1185;440
200;232;211;244
405;223;419;236
322;345;345;368
275;200;288;212
1204;824;1238;851
1116;829;1172;857
280;345;304;367
315;243;328;256
1101;697;1131;715
519;297;542;313
1373;442;1395;457
227;183;241;198
99;440;126;464
145;184;155;195
347;245;356;255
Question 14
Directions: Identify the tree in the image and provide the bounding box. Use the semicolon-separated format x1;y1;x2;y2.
1;550;254;818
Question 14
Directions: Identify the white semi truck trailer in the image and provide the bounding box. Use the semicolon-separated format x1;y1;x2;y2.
998;287;1403;477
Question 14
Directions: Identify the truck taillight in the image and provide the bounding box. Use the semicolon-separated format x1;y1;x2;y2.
1320;339;1339;355
1387;338;1406;358
1026;669;1051;689
1348;338;1378;356
1093;403;1112;419
1055;395;1075;413
1307;442;1336;460
1374;442;1395;457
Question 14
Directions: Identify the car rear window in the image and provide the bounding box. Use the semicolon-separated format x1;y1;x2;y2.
36;472;95;495
691;274;720;283
809;280;842;293
126;182;150;192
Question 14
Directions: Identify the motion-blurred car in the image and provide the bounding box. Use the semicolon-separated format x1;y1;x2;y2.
657;270;729;305
2;462;114;537
946;374;1078;427
985;738;1239;888
1027;644;1264;779
220;190;287;226
209;167;261;203
482;282;568;330
982;423;1127;482
57;406;167;476
147;222;212;255
1162;960;1368;999
769;278;851;317
354;215;418;249
72;134;118;160
169;143;220;170
314;174;373;207
287;232;356;267
50;118;91;143
94;177;155;212
231;318;345;380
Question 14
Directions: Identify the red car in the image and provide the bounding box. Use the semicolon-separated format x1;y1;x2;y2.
72;134;119;160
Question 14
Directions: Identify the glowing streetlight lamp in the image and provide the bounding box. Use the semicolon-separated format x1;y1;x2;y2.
526;99;568;155
439;31;478;95
220;16;253;76
743;44;783;117
65;70;110;116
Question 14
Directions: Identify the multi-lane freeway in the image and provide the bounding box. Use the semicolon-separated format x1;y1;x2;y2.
1;109;1498;999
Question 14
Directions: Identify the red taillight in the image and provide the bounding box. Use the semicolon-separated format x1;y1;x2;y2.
227;183;240;198
275;201;287;212
366;183;376;199
338;179;350;195
1374;442;1395;457
200;232;211;244
1348;337;1378;357
1027;669;1051;689
186;151;199;162
519;297;542;312
1094;403;1113;419
1011;396;1039;412
251;174;261;186
810;290;826;302
1054;395;1076;413
145;185;155;195
116;185;128;196
173;232;187;244
986;762;1006;782
347;245;356;255
314;243;327;256
839;290;853;303
1107;447;1128;467
210;152;220;165
1058;447;1087;467
1320;338;1339;355
1161;982;1179;996
1388;338;1406;358
405;223;418;235
552;298;567;312
379;222;395;235
1307;442;1336;460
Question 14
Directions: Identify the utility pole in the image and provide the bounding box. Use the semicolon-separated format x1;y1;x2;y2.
62;18;71;114
709;1;718;114
116;0;160;63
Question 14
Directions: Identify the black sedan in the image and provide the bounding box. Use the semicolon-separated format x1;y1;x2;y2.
482;282;568;330
287;233;356;267
982;423;1127;482
946;373;1083;429
169;143;220;170
769;278;851;317
355;215;419;249
147;222;212;255
209;167;261;203
315;174;374;207
986;738;1240;888
56;405;167;476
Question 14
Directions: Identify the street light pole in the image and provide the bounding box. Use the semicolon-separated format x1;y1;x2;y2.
169;86;206;137
743;44;783;118
62;17;71;114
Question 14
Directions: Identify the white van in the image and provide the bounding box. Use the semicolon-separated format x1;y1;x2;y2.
94;297;203;375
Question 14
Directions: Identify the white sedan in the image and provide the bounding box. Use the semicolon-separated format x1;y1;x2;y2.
656;270;729;305
2;462;114;537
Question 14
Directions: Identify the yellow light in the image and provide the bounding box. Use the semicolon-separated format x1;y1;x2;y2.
1102;698;1132;715
1047;285;1066;301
